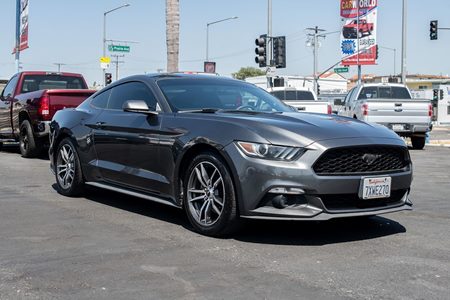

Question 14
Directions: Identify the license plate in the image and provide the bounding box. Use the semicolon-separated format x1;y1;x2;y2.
359;177;391;200
392;124;405;131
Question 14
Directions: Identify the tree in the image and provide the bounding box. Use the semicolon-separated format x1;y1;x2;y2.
232;67;266;80
166;0;179;72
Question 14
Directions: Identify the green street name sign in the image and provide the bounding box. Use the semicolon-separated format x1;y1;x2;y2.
108;45;130;53
334;67;349;73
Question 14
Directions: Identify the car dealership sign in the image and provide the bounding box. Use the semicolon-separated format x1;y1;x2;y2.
340;0;378;66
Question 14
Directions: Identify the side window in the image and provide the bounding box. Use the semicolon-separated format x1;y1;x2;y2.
2;75;19;99
91;89;111;109
108;82;158;110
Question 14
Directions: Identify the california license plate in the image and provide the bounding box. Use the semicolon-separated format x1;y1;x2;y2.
392;124;405;131
359;177;392;200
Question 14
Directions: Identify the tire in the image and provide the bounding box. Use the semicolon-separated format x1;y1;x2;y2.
54;137;84;196
183;152;240;237
411;136;426;150
19;120;42;158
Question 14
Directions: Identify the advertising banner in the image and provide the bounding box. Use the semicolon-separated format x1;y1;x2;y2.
340;0;377;65
19;0;29;51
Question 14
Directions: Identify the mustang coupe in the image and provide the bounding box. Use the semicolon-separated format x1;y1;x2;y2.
49;74;413;236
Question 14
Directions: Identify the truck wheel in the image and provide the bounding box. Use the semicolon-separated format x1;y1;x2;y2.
411;136;426;150
19;120;42;158
55;138;84;196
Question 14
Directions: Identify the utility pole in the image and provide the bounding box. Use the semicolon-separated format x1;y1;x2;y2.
401;0;407;84
15;0;20;73
306;26;326;95
266;0;272;89
111;54;125;81
53;63;66;72
357;0;361;84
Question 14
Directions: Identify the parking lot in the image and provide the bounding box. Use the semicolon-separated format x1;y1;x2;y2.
0;145;449;299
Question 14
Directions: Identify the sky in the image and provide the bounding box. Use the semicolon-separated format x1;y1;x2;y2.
0;0;449;86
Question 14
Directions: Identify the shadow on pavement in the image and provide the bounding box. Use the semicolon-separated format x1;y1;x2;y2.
0;145;49;160
59;184;407;246
233;216;406;246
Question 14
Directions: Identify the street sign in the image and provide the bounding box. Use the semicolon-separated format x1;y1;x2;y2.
100;57;111;69
204;61;216;73
100;56;111;63
108;45;130;53
334;67;349;73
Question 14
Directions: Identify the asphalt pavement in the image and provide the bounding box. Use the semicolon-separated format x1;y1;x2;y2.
0;145;449;299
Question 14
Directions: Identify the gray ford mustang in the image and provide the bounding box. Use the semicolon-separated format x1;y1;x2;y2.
49;74;412;236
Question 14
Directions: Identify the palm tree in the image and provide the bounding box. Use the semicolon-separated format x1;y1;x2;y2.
166;0;179;72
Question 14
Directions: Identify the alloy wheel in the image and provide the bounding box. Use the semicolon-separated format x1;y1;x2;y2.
56;144;75;189
187;161;225;226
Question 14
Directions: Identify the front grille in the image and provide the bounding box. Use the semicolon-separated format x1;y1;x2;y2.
313;146;410;176
318;189;407;211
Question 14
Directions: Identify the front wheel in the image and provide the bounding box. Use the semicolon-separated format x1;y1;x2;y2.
184;152;240;237
411;136;426;150
55;138;84;196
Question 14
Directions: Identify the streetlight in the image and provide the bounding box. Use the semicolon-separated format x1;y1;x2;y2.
103;4;130;85
206;16;238;61
379;46;397;75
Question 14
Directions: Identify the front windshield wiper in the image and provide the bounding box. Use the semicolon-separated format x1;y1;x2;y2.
219;109;283;115
178;108;220;114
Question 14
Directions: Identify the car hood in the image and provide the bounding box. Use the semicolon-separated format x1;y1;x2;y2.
214;112;400;147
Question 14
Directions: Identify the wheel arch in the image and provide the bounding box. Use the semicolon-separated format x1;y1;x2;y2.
175;142;242;215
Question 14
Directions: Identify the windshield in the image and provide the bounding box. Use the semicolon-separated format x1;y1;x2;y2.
21;75;87;93
271;90;315;101
358;86;411;100
157;78;292;113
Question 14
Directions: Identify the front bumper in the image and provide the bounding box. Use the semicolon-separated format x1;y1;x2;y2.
225;137;413;220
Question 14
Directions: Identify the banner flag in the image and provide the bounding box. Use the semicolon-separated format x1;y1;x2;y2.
340;0;377;66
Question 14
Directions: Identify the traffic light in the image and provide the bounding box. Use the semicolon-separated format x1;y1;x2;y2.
317;84;321;96
430;20;438;40
433;89;439;101
440;89;444;100
273;36;286;69
375;45;379;59
105;72;112;86
255;34;267;68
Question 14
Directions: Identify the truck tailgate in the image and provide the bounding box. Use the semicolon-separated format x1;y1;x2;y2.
366;99;431;124
283;101;329;114
47;89;96;118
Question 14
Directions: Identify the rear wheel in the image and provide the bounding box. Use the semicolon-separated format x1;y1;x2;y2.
411;136;426;150
55;138;84;196
19;120;42;158
183;152;240;237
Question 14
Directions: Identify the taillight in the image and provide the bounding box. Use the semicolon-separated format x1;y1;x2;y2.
428;104;433;117
327;104;332;114
362;104;369;116
38;94;50;120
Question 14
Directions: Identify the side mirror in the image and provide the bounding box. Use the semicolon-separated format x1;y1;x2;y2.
122;100;157;115
334;98;344;106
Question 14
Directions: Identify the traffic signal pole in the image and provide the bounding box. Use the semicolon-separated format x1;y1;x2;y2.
266;0;272;89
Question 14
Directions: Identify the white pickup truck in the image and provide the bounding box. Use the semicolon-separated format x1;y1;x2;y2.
339;83;433;149
268;87;331;114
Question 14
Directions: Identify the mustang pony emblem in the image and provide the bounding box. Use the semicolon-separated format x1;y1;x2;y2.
362;154;382;165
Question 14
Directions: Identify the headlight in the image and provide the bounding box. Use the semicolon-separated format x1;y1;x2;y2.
236;141;306;161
